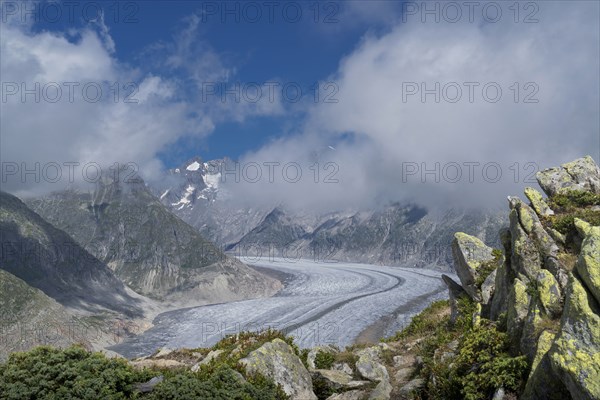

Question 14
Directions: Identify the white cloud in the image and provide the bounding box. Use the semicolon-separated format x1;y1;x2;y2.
229;1;600;211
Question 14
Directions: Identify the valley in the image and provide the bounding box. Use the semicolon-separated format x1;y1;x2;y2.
110;258;449;358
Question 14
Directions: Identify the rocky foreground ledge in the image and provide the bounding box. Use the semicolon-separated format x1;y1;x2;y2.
1;156;599;400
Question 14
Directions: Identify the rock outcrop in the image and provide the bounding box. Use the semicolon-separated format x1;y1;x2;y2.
441;156;600;400
239;338;317;400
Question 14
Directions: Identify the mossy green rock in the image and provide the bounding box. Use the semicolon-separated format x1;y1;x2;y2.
575;218;600;305
239;338;317;400
451;232;496;301
507;278;531;347
525;187;554;217
509;207;542;280
522;331;570;400
549;274;600;400
536;270;563;318
536;156;600;197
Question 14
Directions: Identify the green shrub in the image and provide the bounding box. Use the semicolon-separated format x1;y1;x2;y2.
385;300;450;342
452;323;528;400
548;190;600;210
313;351;335;370
146;366;286;400
0;345;152;400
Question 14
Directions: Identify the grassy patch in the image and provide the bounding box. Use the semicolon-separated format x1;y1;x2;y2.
384;300;451;342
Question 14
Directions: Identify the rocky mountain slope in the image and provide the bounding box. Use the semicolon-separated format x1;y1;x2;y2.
156;157;506;270
0;191;142;316
26;167;281;307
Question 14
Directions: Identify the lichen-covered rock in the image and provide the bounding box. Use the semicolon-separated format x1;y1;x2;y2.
536;156;600;197
522;331;569;400
535;270;563;317
575;218;600;305
524;187;554;217
369;378;392;400
520;298;544;360
549;274;600;400
507;278;531;347
398;378;425;397
332;362;353;375
355;346;389;382
442;274;469;324
508;205;542;280
452;232;496;301
191;349;224;372
239;338;317;400
312;369;369;392
490;261;512;320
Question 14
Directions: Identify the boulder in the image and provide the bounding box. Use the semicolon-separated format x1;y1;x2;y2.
369;379;392;400
575;218;600;305
311;369;369;391
522;332;570;400
508;200;542;280
451;232;496;301
191;349;224;372
332;362;354;375
536;156;600;197
549;274;600;400
326;391;368;400
506;278;531;347
129;359;186;369
535;270;563;318
239;338;317;400
490;261;512;320
134;375;164;394
355;346;389;382
524;187;554;216
398;378;425;397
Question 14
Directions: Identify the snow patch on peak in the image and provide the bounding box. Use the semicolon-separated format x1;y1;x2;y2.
186;161;201;171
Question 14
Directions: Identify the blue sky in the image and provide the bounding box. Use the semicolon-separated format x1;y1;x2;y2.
2;1;599;208
29;0;400;165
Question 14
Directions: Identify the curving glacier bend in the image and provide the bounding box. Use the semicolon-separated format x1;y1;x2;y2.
110;258;451;358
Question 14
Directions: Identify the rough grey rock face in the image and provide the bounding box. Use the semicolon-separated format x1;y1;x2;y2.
239;338;317;400
0;191;142;317
575;219;600;305
25;171;281;305
451;232;496;301
548;274;600;400
355;346;389;382
326;391;368;400
536;155;600;197
311;369;369;392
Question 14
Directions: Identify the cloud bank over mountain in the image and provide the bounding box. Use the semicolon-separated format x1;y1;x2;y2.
2;1;598;211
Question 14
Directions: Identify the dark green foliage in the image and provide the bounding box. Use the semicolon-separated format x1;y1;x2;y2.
146;366;286;400
544;190;600;249
548;190;600;209
313;351;335;370
386;298;528;400
451;323;528;400
0;345;152;400
0;343;288;400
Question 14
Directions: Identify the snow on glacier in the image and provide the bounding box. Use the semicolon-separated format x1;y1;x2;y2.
110;258;451;358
